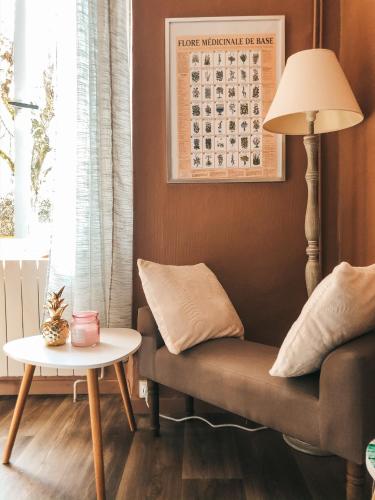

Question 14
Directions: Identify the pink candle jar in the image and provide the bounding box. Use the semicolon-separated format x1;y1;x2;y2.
71;311;100;347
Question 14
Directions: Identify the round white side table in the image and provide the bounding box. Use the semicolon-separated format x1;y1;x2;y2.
367;439;375;500
1;328;141;500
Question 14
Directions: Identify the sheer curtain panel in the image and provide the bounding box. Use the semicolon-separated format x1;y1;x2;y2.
48;0;132;328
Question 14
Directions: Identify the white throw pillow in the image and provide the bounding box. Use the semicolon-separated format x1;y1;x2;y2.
270;262;375;377
137;259;244;354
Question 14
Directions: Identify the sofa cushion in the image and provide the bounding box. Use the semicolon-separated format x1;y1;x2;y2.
153;337;320;445
270;261;375;377
137;259;244;354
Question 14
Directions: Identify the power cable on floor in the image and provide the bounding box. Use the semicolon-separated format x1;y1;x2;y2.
145;387;268;433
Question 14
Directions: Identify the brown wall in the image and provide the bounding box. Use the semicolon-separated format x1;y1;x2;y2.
337;0;375;265
321;0;341;275
132;0;339;347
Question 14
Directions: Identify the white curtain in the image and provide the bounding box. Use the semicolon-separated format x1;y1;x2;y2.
48;0;133;328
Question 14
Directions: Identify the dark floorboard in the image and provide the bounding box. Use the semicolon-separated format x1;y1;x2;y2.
0;396;372;500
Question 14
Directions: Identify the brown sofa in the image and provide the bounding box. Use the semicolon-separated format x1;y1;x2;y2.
137;305;375;500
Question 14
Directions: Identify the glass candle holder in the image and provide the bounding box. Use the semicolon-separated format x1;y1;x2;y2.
71;311;100;347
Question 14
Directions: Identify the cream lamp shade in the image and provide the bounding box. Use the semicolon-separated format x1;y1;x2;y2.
263;48;364;135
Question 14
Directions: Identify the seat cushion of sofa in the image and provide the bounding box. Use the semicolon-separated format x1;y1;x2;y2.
154;338;320;445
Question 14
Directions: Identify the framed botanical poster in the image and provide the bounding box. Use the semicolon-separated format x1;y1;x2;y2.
165;16;285;183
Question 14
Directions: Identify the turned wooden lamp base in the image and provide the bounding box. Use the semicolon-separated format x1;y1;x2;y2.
283;114;325;458
303;117;322;296
283;435;332;457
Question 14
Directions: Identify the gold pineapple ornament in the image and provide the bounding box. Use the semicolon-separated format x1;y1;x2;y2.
41;286;70;346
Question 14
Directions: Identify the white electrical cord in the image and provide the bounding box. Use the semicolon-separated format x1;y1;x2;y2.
73;357;129;402
73;366;105;403
159;412;268;432
145;388;267;433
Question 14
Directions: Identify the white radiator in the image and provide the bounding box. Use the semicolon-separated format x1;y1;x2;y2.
0;259;73;377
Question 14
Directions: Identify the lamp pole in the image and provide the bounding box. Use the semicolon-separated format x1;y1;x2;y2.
304;111;321;297
284;111;332;457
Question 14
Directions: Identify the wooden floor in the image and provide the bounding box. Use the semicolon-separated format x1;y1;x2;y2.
0;395;372;500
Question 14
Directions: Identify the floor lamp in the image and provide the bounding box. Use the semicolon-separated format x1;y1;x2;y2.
263;48;363;454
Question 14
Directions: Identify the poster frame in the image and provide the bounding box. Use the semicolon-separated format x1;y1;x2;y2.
165;15;285;183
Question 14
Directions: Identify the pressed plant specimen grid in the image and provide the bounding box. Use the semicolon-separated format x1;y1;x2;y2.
188;47;263;170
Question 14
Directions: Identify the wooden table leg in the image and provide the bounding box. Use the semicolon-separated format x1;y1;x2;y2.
2;364;35;464
114;361;136;432
87;368;105;500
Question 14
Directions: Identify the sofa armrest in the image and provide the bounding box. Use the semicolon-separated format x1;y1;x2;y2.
319;330;375;463
137;306;164;380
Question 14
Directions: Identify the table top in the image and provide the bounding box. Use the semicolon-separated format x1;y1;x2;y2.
367;439;375;480
3;328;142;370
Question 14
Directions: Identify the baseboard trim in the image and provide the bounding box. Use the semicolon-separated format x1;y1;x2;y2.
0;378;225;416
128;395;226;415
0;377;120;396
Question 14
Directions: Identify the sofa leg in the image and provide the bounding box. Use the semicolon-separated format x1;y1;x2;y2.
346;461;365;500
148;380;160;437
185;395;194;416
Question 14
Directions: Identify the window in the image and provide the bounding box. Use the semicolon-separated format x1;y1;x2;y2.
0;0;76;259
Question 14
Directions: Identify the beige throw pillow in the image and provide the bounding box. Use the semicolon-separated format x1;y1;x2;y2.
137;259;244;354
270;262;375;377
